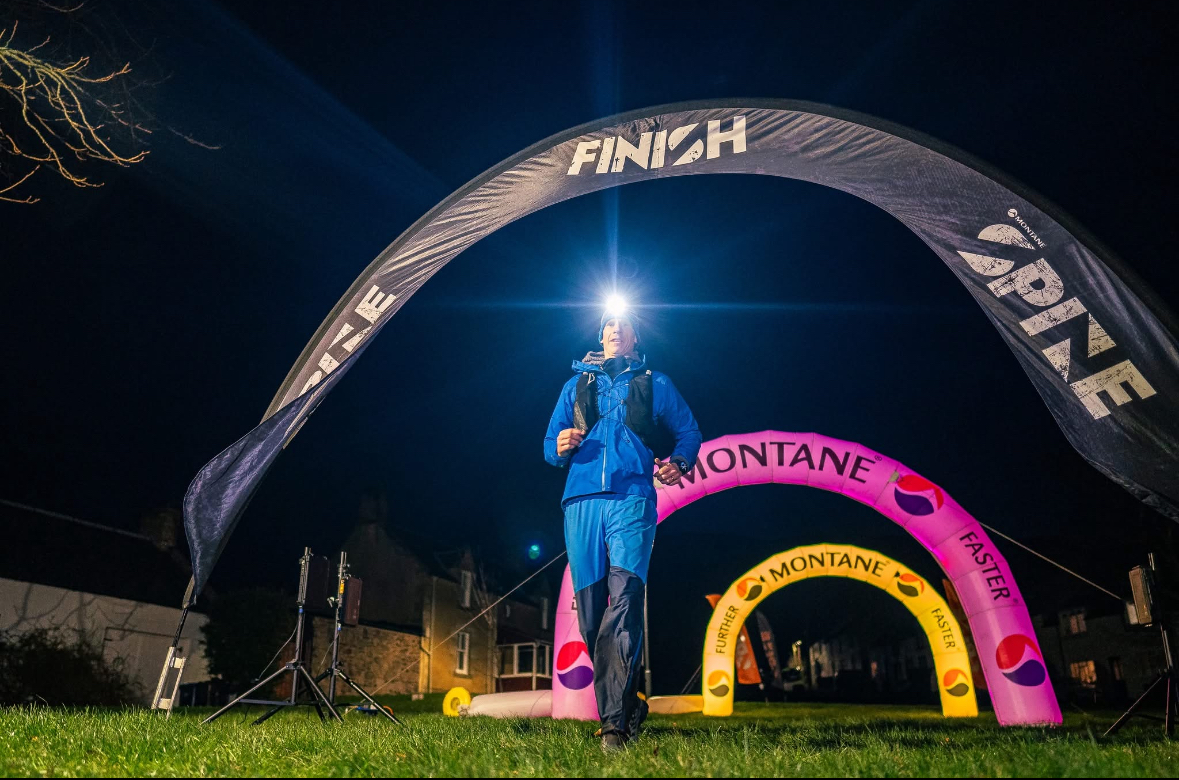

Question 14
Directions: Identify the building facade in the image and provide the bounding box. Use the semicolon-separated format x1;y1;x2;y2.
1034;605;1170;706
0;576;210;704
496;590;554;692
327;504;554;698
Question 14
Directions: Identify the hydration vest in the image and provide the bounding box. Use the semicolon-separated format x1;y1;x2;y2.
572;369;676;459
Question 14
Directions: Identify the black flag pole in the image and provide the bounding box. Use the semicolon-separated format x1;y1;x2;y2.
151;578;195;715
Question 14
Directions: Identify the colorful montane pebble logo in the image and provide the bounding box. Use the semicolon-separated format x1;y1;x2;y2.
893;474;945;516
736;577;764;602
556;641;594;690
707;670;732;697
943;668;970;697
895;572;925;598
995;634;1046;687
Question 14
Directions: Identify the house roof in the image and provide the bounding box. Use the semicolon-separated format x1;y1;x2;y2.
375;521;552;606
0;501;192;609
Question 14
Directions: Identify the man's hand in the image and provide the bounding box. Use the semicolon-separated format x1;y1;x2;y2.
655;459;683;487
557;428;586;457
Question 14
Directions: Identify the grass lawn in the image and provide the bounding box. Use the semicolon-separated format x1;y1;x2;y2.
3;698;1177;777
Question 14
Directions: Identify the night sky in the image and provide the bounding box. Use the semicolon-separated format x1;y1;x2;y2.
3;1;1177;692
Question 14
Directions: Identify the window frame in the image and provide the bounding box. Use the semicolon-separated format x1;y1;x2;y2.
1064;610;1088;635
495;642;554;678
456;631;470;675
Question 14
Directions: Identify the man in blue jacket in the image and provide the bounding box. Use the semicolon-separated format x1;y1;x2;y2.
544;306;701;751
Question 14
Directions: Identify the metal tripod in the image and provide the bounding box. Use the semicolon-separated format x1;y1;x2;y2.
204;548;342;725
308;551;400;724
1105;553;1177;738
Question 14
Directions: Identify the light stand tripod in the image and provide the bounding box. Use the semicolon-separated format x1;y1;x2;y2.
311;551;400;724
203;548;342;725
1105;552;1177;738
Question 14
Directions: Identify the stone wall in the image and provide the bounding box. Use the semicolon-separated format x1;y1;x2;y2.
299;617;422;697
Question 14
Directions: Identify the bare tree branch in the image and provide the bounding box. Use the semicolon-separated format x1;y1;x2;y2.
1;30;148;199
0;163;40;202
0;3;207;204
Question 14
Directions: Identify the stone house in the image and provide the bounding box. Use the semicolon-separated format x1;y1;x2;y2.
298;496;554;698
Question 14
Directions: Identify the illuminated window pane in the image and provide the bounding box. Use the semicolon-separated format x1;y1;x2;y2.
1069;660;1097;685
456;632;470;675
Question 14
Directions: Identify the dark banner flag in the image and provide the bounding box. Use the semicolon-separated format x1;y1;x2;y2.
754;610;785;692
183;100;1179;599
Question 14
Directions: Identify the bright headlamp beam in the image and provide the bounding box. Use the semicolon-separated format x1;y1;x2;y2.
605;294;628;318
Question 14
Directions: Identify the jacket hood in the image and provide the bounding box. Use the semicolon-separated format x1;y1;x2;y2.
572;351;647;373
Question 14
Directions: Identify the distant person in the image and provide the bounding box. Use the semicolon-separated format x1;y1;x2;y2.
544;301;702;751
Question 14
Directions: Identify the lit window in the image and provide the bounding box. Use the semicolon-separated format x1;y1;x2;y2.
460;571;473;609
540;597;550;631
1068;660;1097;685
456;632;470;675
1064;611;1087;635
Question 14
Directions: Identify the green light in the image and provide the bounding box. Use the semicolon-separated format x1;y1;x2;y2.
528;544;541;560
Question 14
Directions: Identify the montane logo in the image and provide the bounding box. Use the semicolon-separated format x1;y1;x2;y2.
566;116;746;175
1006;209;1046;248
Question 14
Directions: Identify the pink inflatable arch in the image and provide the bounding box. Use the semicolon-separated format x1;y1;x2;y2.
551;431;1061;726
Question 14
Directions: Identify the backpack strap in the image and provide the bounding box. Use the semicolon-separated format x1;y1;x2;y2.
573;372;598;432
625;370;675;459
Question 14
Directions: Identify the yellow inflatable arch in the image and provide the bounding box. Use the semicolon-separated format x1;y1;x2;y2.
704;544;978;718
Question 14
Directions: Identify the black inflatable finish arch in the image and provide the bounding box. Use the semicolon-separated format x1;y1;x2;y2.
183;100;1179;598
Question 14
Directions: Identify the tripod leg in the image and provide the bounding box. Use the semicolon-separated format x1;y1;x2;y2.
299;669;333;719
1105;673;1166;737
310;695;327;723
204;666;291;724
1166;674;1175;738
251;704;286;726
336;669;401;725
254;669;328;724
298;664;343;722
